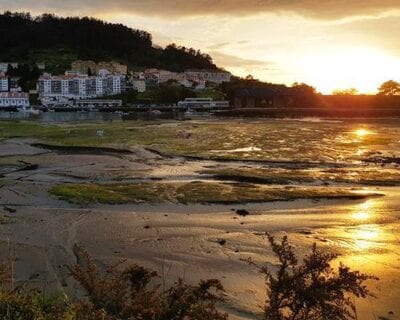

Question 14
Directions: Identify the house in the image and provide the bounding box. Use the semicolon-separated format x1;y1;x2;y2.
185;69;231;84
132;79;146;93
144;69;212;90
233;87;289;108
0;92;30;108
36;62;46;70
71;60;128;75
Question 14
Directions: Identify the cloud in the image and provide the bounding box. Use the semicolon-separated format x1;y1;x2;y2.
2;0;400;20
210;51;273;69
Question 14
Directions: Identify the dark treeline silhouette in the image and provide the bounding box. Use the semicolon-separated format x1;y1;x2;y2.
0;11;217;72
221;76;322;108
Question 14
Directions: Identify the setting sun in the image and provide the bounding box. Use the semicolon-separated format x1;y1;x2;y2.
302;47;400;94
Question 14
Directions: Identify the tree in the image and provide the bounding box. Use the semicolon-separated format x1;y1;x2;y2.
332;88;359;95
260;235;377;320
378;80;400;96
290;82;319;107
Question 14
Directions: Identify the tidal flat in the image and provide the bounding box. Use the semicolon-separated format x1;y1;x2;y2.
1;117;400;319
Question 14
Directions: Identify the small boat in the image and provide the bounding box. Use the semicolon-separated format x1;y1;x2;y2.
20;107;40;115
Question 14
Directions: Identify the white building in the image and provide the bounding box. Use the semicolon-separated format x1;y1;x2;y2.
37;71;126;103
0;76;9;92
0;92;30;108
132;79;146;93
178;98;230;109
185;69;231;84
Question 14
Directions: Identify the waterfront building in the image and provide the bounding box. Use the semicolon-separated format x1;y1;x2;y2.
0;92;30;108
37;71;126;104
177;97;230;109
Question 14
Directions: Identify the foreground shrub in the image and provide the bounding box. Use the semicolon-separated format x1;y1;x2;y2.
69;245;228;320
0;261;71;319
0;238;378;320
261;235;378;320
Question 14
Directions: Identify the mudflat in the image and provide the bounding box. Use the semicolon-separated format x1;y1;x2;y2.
0;118;399;319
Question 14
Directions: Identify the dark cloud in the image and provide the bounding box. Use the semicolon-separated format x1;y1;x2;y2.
2;0;400;19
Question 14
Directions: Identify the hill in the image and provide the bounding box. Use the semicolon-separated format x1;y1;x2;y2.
0;11;218;74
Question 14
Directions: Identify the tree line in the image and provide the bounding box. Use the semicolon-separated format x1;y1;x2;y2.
0;11;217;72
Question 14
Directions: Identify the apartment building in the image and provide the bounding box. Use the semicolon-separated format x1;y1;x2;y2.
37;72;126;102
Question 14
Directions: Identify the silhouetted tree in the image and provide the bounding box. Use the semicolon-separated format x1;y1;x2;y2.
260;235;378;320
332;88;359;95
378;80;400;96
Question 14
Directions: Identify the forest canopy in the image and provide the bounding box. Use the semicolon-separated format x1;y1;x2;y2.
0;11;218;72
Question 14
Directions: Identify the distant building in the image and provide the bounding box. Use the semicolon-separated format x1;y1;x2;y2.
74;99;123;108
37;71;126;104
143;69;211;89
132;79;146;93
0;92;30;108
36;62;46;70
0;76;9;92
178;98;230;109
71;60;128;75
185;69;231;84
233;87;289;108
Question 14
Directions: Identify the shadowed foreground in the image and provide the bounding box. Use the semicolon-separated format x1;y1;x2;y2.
0;237;375;320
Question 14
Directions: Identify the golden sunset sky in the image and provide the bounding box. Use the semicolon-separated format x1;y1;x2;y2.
2;0;400;93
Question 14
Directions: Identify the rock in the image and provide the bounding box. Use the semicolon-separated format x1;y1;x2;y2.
217;239;226;246
144;225;151;229
4;207;16;213
236;209;250;217
29;273;40;280
253;232;266;236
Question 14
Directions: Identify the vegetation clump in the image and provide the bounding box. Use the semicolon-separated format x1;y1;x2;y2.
49;182;378;205
0;238;377;320
260;235;378;320
68;245;228;320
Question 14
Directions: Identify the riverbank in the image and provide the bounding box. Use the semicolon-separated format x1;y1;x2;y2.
216;107;400;118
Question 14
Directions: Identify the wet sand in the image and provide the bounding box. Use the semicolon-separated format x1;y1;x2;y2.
0;138;399;319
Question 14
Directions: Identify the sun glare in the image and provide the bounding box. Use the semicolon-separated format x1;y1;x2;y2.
302;47;400;94
354;128;371;137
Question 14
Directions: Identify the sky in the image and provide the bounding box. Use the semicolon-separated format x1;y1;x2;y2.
2;0;400;93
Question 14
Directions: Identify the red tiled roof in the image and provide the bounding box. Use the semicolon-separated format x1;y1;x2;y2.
0;92;29;99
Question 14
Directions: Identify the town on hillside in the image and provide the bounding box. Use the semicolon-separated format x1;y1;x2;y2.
0;60;232;111
1;61;400;116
